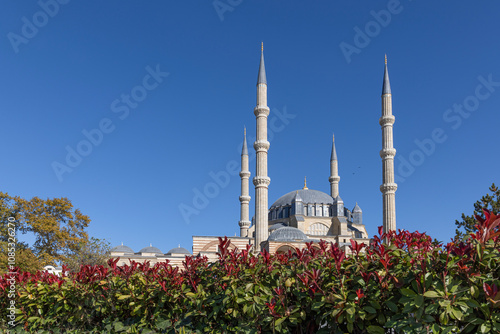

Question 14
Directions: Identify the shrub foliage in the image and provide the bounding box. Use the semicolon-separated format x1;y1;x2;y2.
1;210;499;333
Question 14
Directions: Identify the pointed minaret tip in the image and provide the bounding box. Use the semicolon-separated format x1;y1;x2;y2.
257;43;267;85
331;133;338;161
382;55;391;95
303;176;308;190
242;127;248;155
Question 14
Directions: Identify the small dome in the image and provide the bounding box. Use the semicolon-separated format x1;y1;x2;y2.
139;246;163;255
268;227;308;242
269;223;287;231
271;189;334;208
353;203;362;213
110;244;134;254
166;246;191;255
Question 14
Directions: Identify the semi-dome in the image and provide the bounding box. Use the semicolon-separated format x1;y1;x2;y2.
269;223;287;231
166;246;191;256
271;189;334;208
268;226;308;242
139;245;163;255
110;244;134;254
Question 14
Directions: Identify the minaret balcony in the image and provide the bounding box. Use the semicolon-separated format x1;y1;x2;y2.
379;115;395;126
239;171;251;178
254;140;270;152
253;176;271;187
239;195;251;203
329;176;340;183
254;106;270;117
379;148;396;158
380;183;398;193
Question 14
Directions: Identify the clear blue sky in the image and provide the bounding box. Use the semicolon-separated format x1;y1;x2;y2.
1;1;499;253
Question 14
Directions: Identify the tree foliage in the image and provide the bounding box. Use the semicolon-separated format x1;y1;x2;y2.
0;191;91;268
455;183;500;241
64;237;111;272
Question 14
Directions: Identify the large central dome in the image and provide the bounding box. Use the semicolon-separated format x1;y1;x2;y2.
271;189;334;208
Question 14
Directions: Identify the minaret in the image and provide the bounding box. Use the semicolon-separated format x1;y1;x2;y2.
380;55;397;233
329;134;340;198
253;43;271;251
239;128;251;237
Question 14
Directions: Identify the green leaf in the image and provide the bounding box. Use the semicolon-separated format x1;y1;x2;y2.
312;302;323;311
385;300;398;312
156;319;172;330
275;317;287;327
466;299;480;308
331;308;341;317
471;285;479;298
366;325;385;334
480;321;491;333
364;306;377;314
117;294;131;300
424;291;440;298
451;307;463;320
400;288;417;297
114;321;126;332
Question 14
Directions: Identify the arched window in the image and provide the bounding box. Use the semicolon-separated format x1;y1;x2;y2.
308;223;329;236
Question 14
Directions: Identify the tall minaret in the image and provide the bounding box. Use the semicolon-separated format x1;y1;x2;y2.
380;55;397;233
253;43;271;251
238;128;251;237
329;134;340;198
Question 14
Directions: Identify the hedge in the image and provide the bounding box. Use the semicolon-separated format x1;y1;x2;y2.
1;210;499;333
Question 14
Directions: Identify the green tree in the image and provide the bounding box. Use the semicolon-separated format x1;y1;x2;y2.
1;191;91;267
455;183;500;241
64;237;111;272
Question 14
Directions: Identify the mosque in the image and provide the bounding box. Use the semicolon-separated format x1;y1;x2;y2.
110;45;398;265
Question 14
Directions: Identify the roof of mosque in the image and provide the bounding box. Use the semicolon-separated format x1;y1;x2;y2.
139;246;163;254
268;226;308;242
110;244;134;254
271;189;334;208
166;246;191;255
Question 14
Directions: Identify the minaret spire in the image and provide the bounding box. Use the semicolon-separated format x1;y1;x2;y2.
380;55;397;234
329;134;340;198
239;127;251;237
257;43;267;85
253;43;271;251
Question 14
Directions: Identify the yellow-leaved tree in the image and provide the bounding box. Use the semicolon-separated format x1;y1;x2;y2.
1;191;91;272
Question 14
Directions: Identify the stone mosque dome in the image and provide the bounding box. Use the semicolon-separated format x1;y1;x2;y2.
110;244;134;254
270;189;334;208
268;226;308;242
166;246;191;256
139;245;163;255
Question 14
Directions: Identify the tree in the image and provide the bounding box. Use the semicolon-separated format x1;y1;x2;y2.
454;183;500;241
1;191;91;267
64;237;111;272
0;192;40;273
0;241;40;274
